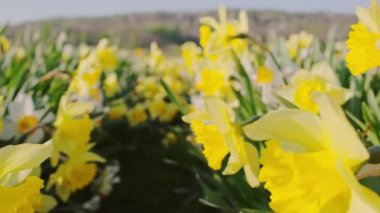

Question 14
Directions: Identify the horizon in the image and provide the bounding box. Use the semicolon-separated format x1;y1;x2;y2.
0;0;367;25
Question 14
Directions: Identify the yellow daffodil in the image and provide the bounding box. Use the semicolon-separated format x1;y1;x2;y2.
104;72;120;97
199;5;249;58
127;104;148;126
48;144;104;201
356;0;380;34
256;65;273;84
346;0;380;75
244;94;380;212
14;47;26;62
0;140;52;213
135;76;165;99
277;62;352;113
196;67;228;96
107;100;127;120
286;34;299;59
0;35;11;54
149;42;164;71
96;39;119;71
181;42;201;77
346;22;380;75
286;31;314;60
163;75;185;96
51;98;95;167
299;31;314;49
148;98;178;122
50;96;103;202
162;132;178;147
183;97;259;187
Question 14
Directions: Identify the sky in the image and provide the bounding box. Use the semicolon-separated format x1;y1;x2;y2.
0;0;368;24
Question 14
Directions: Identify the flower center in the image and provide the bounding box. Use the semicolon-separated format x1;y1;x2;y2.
294;79;326;113
68;163;97;191
17;115;38;134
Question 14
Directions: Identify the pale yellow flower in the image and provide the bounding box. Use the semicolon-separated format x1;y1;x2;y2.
183;97;260;187
277;62;352;113
127;104;148;126
244;94;380;212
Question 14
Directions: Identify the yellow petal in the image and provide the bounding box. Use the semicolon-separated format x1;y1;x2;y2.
243;109;325;152
203;96;231;134
35;195;57;213
0;140;52;179
311;61;339;85
242;143;260;187
0;176;44;213
190;120;229;170
356;0;380;33
223;155;243;175
335;161;380;212
314;94;369;169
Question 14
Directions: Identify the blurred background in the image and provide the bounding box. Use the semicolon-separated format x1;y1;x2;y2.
0;0;363;49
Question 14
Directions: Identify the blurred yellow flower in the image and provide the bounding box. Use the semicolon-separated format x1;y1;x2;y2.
135;76;164;99
196;68;228;96
277;62;352;113
96;39;119;71
14;47;26;62
199;5;249;58
48;144;104;201
127;104;148;126
256;65;273;84
52;107;94;167
0;35;11;54
183;97;260;187
299;31;314;48
162;132;178;147
107;101;127;120
286;31;314;59
181;42;201;77
104;72;120;97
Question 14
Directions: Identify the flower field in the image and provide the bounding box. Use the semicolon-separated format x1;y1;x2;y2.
1;1;380;212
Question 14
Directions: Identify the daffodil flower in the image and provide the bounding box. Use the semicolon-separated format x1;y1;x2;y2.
346;0;380;75
286;31;314;60
244;94;380;212
0;140;53;212
277;62;352;113
48;143;104;201
51;98;95;167
148;97;178;122
1;93;52;143
0;35;11;54
183;96;260;187
96;38;119;72
200;5;249;58
127;104;148;126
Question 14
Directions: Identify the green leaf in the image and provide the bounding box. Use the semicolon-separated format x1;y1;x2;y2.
160;79;187;115
367;89;380;124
